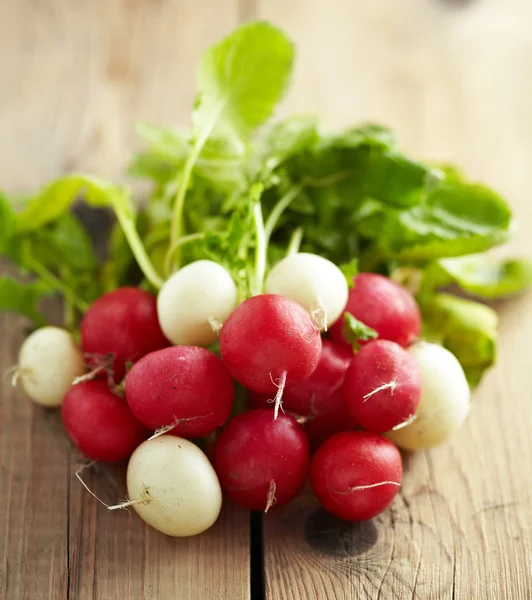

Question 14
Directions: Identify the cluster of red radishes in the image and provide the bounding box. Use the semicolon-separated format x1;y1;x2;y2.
15;254;470;537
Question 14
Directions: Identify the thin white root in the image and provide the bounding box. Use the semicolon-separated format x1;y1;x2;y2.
270;371;287;420
4;365;26;388
74;354;114;385
75;462;111;509
75;462;150;513
328;480;401;496
346;481;401;493
149;412;217;440
207;317;223;335
265;480;277;513
107;494;150;511
392;413;417;431
362;379;397;403
149;422;177;440
310;298;329;332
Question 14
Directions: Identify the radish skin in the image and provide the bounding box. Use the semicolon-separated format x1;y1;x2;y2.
18;327;85;407
127;436;222;537
62;381;147;462
386;342;470;450
158;260;238;346
125;346;234;438
343;340;422;433
220;294;322;394
81;287;169;383
213;409;310;511
330;273;421;349
264;253;348;330
310;431;402;521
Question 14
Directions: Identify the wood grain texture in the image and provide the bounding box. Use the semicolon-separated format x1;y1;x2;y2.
0;1;251;599
2;0;532;599
257;0;532;598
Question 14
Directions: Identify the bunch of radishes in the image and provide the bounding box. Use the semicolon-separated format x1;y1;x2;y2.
15;253;471;537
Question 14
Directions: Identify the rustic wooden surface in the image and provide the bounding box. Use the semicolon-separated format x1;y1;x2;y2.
1;0;532;598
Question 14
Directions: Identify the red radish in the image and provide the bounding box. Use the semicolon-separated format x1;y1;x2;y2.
125;346;234;439
213;409;310;512
303;389;356;451
61;381;147;462
220;294;322;415
343;340;422;433
329;273;421;349
247;340;356;448
247;387;355;450
282;340;352;414
310;431;402;521
81;287;169;383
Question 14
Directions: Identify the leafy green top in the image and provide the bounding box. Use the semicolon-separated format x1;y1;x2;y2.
0;20;530;387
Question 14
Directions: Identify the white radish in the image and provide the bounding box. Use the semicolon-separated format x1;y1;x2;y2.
157;260;238;346
386;342;470;451
264;253;348;331
126;436;222;537
17;326;85;407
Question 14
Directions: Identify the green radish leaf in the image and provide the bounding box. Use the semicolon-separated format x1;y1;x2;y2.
15;174;163;289
338;258;358;288
259;116;319;173
436;254;532;299
342;312;378;351
420;293;498;387
16;174;134;232
0;192;16;253
0;277;51;325
368;178;512;260
31;213;98;272
193;21;294;140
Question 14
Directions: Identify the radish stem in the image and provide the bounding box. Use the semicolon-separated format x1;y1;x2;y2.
252;202;267;296
287;227;304;255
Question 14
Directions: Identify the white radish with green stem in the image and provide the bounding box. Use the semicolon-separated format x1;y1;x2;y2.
157;260;238;346
16;326;85;407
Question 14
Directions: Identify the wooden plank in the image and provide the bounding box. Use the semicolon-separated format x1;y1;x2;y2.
0;1;251;599
257;0;532;598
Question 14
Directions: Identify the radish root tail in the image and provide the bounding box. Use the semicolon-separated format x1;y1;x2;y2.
265;480;277;513
149;412;217;440
362;379;397;403
392;413;416;431
270;371;287;420
327;480;401;496
310;298;329;332
75;462;151;513
4;365;26;388
74;354;115;386
149;422;178;440
207;317;223;335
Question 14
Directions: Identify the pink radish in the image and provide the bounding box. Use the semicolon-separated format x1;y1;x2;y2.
343;340;422;433
125;346;234;438
213;409;310;512
61;381;147;462
220;294;321;415
329;273;421;349
81;287;169;383
310;431;402;521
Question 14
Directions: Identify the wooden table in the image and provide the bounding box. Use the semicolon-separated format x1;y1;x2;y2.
2;0;532;598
